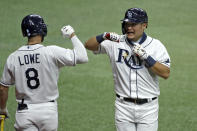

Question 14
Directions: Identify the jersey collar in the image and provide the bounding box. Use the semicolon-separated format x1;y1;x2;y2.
126;32;147;45
18;44;44;51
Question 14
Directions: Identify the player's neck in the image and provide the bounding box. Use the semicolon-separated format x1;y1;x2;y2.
27;35;42;45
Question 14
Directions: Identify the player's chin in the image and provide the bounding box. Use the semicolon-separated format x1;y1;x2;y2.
126;33;135;40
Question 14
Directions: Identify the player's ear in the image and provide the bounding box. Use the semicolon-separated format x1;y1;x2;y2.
142;23;148;29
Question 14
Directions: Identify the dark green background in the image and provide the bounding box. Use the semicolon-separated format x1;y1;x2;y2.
0;0;196;130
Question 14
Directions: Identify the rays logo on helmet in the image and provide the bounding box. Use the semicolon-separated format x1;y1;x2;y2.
127;11;133;18
29;20;34;26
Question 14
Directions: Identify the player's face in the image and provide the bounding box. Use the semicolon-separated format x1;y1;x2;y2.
124;22;147;41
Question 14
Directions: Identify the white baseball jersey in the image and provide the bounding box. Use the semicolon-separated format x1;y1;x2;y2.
94;34;170;99
0;36;88;104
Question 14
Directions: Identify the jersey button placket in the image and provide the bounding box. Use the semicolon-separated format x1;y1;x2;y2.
130;70;137;98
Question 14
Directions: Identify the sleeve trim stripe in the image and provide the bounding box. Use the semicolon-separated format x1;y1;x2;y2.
0;81;13;87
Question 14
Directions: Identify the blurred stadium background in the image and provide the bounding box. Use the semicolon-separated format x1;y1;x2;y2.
0;0;196;130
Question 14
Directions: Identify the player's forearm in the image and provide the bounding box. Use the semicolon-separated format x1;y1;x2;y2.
85;37;100;51
0;84;9;110
71;35;88;64
150;62;170;79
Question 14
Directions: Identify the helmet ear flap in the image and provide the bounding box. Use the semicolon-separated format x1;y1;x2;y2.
21;20;28;37
121;22;126;34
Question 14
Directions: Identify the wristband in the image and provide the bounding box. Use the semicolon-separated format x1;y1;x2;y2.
96;34;104;43
145;56;156;67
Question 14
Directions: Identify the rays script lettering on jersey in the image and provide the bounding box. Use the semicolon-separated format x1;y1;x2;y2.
18;53;40;66
116;48;143;69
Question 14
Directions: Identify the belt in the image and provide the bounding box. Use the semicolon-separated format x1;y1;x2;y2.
17;100;55;110
17;103;28;110
116;94;157;105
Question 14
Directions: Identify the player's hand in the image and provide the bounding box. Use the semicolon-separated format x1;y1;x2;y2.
132;43;148;60
103;32;120;42
0;108;10;119
61;25;75;39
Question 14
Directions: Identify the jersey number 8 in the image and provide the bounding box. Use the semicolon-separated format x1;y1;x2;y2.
25;68;40;89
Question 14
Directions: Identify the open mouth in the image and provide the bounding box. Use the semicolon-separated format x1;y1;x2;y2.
126;31;134;35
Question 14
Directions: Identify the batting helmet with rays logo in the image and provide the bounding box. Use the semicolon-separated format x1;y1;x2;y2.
121;8;148;34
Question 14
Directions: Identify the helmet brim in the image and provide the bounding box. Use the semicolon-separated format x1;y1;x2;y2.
121;18;143;23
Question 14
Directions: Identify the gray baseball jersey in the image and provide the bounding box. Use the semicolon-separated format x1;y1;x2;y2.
94;34;170;99
0;36;88;104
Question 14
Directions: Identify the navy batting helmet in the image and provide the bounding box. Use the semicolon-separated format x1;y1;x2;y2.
21;14;47;38
121;8;148;34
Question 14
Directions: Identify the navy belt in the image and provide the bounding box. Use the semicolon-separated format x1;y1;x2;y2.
116;94;157;105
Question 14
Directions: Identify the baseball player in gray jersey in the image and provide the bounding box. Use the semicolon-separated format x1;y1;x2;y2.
85;8;170;131
0;14;88;131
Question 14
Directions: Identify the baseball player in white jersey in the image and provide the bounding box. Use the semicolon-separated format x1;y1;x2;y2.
0;14;88;131
85;8;170;131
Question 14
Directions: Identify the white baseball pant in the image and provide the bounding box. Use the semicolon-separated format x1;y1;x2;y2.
14;101;58;131
115;97;159;131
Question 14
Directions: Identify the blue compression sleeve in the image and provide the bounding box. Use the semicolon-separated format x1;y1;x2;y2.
145;56;156;67
96;34;104;43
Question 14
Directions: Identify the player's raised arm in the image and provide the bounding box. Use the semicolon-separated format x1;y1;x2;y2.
85;36;99;51
85;32;120;51
61;25;88;64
